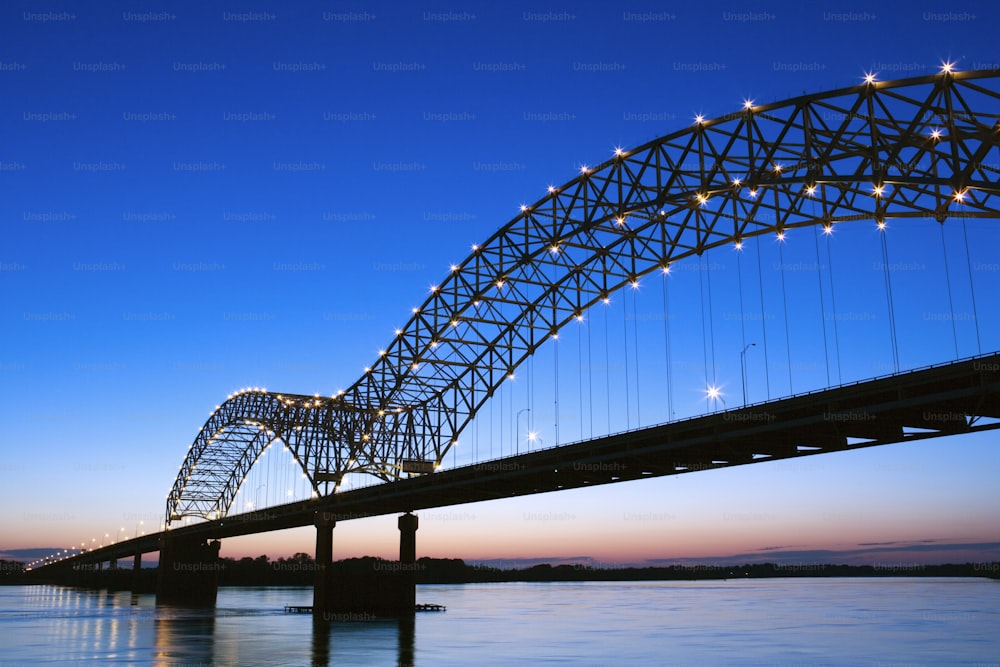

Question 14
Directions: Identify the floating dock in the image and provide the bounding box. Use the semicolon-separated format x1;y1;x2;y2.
284;603;446;614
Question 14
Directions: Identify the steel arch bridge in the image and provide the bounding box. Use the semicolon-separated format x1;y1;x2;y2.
166;69;1000;525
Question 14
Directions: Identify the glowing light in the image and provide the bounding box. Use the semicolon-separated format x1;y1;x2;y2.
575;314;584;322
550;244;560;254
412;307;420;314
776;230;786;241
940;60;955;74
395;328;402;335
507;372;515;380
864;71;877;85
706;385;722;400
734;240;743;250
613;146;626;157
823;224;834;236
877;220;887;231
580;165;590;174
694;114;705;125
547;185;557;193
661;265;671;275
872;183;885;197
471;244;480;252
930;128;942;140
772;163;783;173
732;178;741;187
805;184;816;196
379;349;387;356
615;215;626;226
528;431;538;442
695;192;708;205
953;189;967;203
743;99;754;110
629;279;640;290
429;285;439;293
449;264;459;272
551;332;559;340
495;279;504;289
450;319;459;328
602;296;611;305
748;188;758;199
519;204;528;213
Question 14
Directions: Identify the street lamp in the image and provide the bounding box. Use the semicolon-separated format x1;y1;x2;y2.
741;343;756;407
516;408;531;454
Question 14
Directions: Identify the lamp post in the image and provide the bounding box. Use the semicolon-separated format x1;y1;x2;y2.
516;408;531;454
740;342;756;407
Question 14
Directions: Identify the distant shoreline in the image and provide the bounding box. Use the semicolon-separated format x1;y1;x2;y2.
8;556;998;587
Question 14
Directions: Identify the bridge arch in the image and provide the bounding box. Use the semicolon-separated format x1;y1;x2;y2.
167;69;1000;524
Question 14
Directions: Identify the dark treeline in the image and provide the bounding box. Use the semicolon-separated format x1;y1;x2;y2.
6;556;998;586
171;556;1000;586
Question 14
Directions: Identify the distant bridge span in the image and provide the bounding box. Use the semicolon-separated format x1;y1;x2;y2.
167;69;1000;525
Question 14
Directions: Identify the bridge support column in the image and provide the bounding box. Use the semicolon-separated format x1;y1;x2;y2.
312;513;336;618
398;512;418;612
131;552;143;592
156;536;221;606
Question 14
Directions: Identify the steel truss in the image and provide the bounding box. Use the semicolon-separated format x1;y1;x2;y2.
167;69;1000;524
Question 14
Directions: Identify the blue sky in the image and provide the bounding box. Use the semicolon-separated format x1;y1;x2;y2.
2;1;999;567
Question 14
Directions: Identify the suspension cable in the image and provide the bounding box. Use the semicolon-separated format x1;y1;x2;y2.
587;308;594;438
812;223;831;387
706;254;718;398
698;252;711;405
939;222;960;358
879;224;900;372
824;225;843;384
622;288;631;430
662;269;674;420
632;285;641;425
578;316;584;439
961;219;983;354
553;330;560;445
736;242;748;393
603;299;611;433
755;234;772;399
778;233;794;394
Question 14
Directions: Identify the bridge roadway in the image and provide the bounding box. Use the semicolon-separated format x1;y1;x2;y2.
35;352;1000;570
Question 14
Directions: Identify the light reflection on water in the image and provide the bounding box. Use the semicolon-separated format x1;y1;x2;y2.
1;578;997;665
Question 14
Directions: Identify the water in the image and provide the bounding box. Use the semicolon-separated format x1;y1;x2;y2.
1;578;997;666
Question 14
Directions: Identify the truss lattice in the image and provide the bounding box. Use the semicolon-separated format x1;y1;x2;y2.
167;69;1000;523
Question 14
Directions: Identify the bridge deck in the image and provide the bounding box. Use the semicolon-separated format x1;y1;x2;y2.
32;354;1000;570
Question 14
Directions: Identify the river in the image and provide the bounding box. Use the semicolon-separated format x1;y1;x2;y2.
1;578;997;665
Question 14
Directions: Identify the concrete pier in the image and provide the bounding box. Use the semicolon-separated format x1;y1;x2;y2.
156;536;221;606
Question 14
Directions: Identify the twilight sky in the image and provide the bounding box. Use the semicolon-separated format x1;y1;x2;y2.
2;1;999;568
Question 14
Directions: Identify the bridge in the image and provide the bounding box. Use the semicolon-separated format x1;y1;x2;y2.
29;68;1000;616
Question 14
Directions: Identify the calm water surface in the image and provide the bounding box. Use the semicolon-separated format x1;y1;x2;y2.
0;578;997;666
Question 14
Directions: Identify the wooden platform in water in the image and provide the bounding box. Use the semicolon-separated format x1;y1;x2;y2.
284;603;446;614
